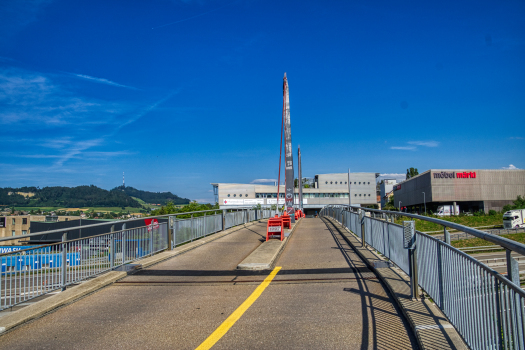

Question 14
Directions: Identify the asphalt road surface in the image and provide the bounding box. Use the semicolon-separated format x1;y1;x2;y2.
0;219;417;349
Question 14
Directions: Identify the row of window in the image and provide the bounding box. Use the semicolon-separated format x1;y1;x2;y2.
8;218;28;225
226;193;373;199
325;181;371;185
12;230;27;236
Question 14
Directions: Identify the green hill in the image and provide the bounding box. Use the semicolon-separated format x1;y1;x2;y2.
115;186;190;205
0;185;189;208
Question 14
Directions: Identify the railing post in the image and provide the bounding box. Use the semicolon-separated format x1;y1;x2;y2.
222;210;226;231
204;212;207;237
444;226;451;245
122;225;127;263
191;214;194;242
110;231;115;269
506;249;520;286
403;221;419;300
149;223;153;256
167;216;174;250
359;210;366;247
61;231;67;291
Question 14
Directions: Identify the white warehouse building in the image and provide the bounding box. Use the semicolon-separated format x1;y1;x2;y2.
212;172;378;215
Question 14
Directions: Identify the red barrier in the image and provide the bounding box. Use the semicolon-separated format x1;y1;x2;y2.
282;212;291;229
266;215;283;241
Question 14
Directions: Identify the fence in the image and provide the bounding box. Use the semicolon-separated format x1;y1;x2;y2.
321;205;525;350
1;207;263;311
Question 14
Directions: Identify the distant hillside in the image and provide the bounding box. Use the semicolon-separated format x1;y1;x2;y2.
114;186;190;205
0;185;139;208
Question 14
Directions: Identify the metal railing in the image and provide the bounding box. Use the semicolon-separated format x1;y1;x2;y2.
0;207;269;311
321;205;525;350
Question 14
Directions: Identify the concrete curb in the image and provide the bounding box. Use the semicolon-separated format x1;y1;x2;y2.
237;217;302;270
323;217;468;350
138;219;265;270
0;220;265;335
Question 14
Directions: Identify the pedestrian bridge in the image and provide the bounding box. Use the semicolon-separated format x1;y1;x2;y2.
0;208;523;349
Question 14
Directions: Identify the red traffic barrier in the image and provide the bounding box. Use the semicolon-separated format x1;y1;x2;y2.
281;211;291;229
267;215;284;241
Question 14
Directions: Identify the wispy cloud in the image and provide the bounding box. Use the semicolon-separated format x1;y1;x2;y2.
407;141;440;147
390;146;416;151
509;137;524;140
114;91;178;131
502;164;520;170
250;179;277;184
0;67;132;127
71;73;139;90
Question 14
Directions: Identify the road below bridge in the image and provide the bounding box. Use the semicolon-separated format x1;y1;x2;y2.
0;218;418;349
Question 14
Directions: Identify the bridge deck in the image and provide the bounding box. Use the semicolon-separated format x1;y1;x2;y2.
0;218;418;349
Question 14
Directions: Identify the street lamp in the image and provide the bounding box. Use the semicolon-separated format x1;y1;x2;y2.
422;192;426;215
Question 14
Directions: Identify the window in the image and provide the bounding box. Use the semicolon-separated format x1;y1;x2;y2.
234;194;236;197
325;181;328;184
340;181;342;184
359;182;361;185
12;218;15;225
330;181;333;184
245;194;248;197
228;194;230;197
354;182;356;184
12;230;16;236
354;194;357;196
368;194;371;196
22;230;27;235
368;182;370;185
359;194;362;196
345;182;347;184
23;218;27;225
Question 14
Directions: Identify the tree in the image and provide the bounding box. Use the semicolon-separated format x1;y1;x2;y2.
503;195;525;212
406;168;419;179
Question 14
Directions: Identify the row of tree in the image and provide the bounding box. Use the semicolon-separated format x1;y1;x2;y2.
0;185;190;208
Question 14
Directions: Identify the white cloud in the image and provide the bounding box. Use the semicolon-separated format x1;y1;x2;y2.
250;179;277;184
407;141;439;147
390;146;416;150
72;73;138;90
509;137;524;140
377;173;407;183
502;164;520;170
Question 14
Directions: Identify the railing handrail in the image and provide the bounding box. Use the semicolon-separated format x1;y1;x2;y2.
336;205;525;256
0;222;169;258
0;207;255;243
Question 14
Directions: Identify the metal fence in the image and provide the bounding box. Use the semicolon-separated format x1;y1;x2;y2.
322;205;525;350
1;223;167;310
1;207;263;311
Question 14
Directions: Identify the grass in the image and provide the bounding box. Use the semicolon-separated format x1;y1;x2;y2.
451;232;525;249
394;214;503;233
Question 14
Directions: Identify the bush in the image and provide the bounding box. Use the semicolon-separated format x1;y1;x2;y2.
488;210;497;216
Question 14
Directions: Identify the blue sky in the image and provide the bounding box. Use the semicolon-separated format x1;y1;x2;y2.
1;0;524;203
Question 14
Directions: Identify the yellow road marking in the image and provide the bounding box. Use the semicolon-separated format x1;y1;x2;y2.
195;266;282;350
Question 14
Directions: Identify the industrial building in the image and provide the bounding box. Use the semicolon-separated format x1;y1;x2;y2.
393;169;525;214
212;172;378;215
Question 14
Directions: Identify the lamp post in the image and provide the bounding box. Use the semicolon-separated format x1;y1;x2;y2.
422;192;426;215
